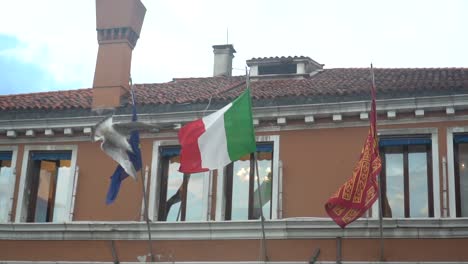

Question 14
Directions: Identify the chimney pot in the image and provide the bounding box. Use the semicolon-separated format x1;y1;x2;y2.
213;44;236;77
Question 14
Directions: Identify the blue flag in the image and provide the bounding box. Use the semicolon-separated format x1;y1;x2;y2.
106;91;142;204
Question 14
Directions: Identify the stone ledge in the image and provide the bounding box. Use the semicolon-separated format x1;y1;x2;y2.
1;218;468;241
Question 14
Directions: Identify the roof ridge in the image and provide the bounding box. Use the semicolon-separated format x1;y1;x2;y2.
171;75;244;82
327;67;468;70
215;79;247;97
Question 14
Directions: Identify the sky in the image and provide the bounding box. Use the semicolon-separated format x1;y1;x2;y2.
0;0;467;95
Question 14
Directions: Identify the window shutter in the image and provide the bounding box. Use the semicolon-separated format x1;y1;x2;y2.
140;165;149;221
31;152;72;161
69;165;79;222
0;152;12;161
160;146;180;158
454;134;468;143
379;137;431;147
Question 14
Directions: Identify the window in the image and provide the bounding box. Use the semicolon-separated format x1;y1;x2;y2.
150;136;281;222
15;145;78;223
379;137;434;218
155;145;210;222
258;63;296;75
0;147;17;223
224;143;273;220
216;135;280;221
453;134;468;217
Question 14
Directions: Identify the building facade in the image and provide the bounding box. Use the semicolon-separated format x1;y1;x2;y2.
1;0;468;263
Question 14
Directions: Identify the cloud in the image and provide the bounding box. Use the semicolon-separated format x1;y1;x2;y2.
1;0;467;95
0;1;96;93
0;35;62;94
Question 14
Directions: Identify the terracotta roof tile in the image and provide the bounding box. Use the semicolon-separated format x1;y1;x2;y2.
0;88;93;110
134;76;246;105
1;68;467;110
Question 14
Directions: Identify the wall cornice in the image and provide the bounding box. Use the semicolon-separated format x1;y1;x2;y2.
1;218;468;241
1;94;467;138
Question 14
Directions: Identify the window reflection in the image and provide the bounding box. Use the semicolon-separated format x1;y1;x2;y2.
27;152;72;223
408;146;429;217
53;161;72;222
231;159;250;220
459;144;468;216
227;145;273;220
253;159;272;219
380;139;432;218
159;148;208;222
385;148;404;218
165;157;183;221
0;154;13;223
456;142;468;216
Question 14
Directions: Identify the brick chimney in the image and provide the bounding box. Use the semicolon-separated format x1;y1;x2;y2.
92;0;146;110
212;44;236;77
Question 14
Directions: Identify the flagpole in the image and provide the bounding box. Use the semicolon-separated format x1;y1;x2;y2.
130;77;155;262
371;64;384;261
247;66;269;262
254;152;269;262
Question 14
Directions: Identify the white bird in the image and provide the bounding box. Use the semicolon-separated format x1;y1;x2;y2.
93;115;165;180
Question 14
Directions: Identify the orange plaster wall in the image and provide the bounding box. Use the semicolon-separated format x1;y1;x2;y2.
73;137;159;221
277;126;368;218
5;119;468;221
7;137;157;222
277;119;468;218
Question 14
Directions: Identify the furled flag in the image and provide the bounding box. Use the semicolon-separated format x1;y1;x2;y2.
105;90;142;204
178;88;256;173
324;69;382;228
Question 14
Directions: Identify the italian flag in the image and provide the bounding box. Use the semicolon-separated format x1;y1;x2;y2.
178;89;256;173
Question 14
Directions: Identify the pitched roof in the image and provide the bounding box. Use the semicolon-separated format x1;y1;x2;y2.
1;68;467;111
0;88;93;110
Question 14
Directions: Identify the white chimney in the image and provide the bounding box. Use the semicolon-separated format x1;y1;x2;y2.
213;44;236;77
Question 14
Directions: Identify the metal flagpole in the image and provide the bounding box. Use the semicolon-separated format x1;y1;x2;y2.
246;67;269;261
371;64;385;261
254;152;269;262
139;169;155;262
130;77;155;262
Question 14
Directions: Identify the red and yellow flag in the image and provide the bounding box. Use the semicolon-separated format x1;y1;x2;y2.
325;69;382;228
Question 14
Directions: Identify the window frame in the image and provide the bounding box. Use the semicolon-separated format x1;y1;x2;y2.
379;140;433;218
0;146;18;223
15;145;78;223
371;128;440;219
447;127;468;218
215;135;280;221
149;140;212;222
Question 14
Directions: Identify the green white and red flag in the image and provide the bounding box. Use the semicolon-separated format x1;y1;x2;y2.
178;88;256;173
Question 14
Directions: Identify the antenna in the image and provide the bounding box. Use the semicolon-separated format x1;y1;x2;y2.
226;27;229;44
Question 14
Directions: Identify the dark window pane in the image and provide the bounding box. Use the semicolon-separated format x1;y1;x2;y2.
34;161;57;222
165;157;184;222
458;143;468;216
258;64;296;75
